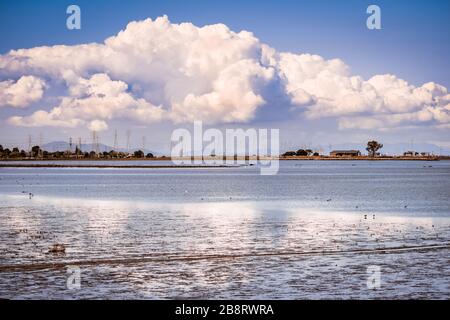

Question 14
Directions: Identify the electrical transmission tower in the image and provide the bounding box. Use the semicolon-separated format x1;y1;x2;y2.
92;131;97;154
69;137;73;153
38;132;43;158
28;134;32;153
77;137;82;156
114;130;118;151
126;130;131;153
96;133;100;154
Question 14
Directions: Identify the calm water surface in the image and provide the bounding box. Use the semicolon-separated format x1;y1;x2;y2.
0;160;449;299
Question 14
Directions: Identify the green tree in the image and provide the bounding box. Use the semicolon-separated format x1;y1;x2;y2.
31;145;41;157
134;150;144;158
109;150;118;158
10;147;20;158
366;140;383;157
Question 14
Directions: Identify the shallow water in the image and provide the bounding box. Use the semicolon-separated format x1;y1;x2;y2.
0;160;449;299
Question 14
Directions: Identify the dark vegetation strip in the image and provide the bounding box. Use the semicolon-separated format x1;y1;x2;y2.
1;243;449;273
0;164;240;168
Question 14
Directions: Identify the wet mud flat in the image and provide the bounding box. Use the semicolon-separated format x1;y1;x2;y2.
1;161;449;299
1;198;449;299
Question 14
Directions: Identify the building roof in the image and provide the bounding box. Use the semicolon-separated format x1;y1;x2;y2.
330;150;360;153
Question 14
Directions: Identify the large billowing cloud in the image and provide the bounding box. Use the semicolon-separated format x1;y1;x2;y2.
9;73;165;130
0;75;46;108
0;15;448;131
278;54;449;128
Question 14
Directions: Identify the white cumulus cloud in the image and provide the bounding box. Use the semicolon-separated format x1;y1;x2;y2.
8;73;165;128
0;75;46;108
0;15;448;131
88;120;108;132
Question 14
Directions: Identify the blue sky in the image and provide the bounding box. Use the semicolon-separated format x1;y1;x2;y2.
0;0;449;153
1;0;449;86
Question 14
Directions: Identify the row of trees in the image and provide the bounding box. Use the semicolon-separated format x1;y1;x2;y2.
282;149;320;157
1;141;385;159
281;141;384;157
0;145;154;159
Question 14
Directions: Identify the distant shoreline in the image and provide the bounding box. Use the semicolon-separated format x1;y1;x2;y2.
0;156;447;168
1;155;448;161
0;163;240;169
279;156;444;161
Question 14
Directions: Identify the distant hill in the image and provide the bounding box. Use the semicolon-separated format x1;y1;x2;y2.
41;141;161;155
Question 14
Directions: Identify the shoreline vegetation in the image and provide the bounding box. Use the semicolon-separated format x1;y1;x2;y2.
0;155;447;161
0;155;446;168
0;163;240;168
0;141;447;165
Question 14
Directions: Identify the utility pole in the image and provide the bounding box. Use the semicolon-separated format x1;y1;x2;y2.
142;136;146;152
92;131;97;154
78;137;82;157
96;133;100;154
126;130;131;154
319;145;324;155
69;137;73;154
38;132;43;158
114;130;118;151
28;134;32;154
